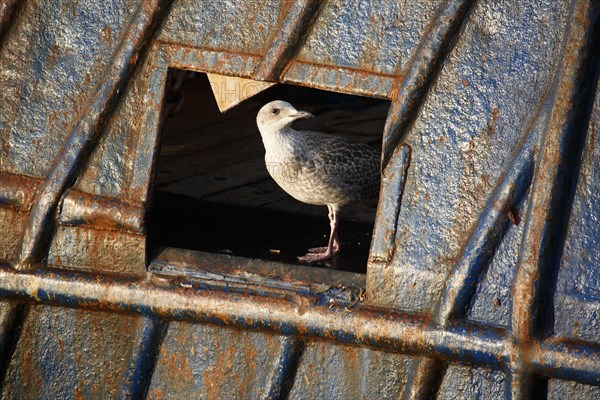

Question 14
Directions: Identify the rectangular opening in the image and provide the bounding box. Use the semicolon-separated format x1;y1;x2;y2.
148;70;389;277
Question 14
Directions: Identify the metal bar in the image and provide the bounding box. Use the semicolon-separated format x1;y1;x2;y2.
0;172;44;212
262;336;305;400
119;315;168;400
368;144;412;264
57;189;145;235
15;0;171;269
509;0;600;398
381;0;476;169
531;338;600;387
253;0;325;82
0;263;597;386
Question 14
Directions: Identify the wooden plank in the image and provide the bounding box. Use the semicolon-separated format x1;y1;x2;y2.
159;105;262;162
202;178;289;207
158;157;269;199
155;135;265;187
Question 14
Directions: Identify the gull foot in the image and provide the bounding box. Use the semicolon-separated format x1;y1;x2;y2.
307;243;341;254
298;251;333;263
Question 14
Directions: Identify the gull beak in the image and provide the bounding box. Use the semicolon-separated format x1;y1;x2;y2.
292;111;313;120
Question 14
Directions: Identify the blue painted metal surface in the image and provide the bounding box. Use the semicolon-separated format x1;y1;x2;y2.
0;0;599;398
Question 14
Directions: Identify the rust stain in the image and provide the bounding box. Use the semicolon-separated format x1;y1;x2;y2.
101;25;112;42
486;107;499;136
149;388;164;399
0;172;45;212
589;120;596;153
505;205;521;225
58;189;144;234
57;336;65;357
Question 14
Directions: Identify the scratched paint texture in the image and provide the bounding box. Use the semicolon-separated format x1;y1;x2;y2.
0;306;143;399
373;0;571;310
553;75;600;344
0;0;139;177
147;323;284;399
0;0;598;398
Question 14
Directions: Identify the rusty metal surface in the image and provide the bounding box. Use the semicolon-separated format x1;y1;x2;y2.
0;305;146;399
57;189;145;235
148;322;288;399
0;0;599;398
373;0;573;310
288;341;411;399
0;0;172;272
159;0;446;99
150;247;366;290
45;43;169;275
253;0;325;82
508;1;599;397
553;29;600;346
437;365;505;400
0;0;141;177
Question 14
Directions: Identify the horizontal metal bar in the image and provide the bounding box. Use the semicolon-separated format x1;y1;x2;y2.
57;189;145;234
0;262;597;386
0;172;44;212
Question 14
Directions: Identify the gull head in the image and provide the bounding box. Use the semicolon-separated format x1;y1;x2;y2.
256;100;313;135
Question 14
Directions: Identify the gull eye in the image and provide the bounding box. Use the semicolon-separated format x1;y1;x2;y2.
271;108;280;115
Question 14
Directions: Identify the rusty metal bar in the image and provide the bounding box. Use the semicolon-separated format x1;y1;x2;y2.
253;0;325;82
15;0;172;269
381;0;476;169
262;336;305;400
0;172;44;212
0;262;598;386
509;0;600;398
119;315;168;400
368;144;412;264
57;189;145;235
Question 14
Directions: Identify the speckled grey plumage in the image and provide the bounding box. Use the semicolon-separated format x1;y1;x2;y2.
264;129;380;212
256;100;380;262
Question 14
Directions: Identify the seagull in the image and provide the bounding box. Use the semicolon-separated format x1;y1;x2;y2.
256;100;380;263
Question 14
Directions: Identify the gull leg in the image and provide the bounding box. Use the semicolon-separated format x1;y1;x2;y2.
299;206;340;262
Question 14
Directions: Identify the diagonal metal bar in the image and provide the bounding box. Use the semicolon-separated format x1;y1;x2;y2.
253;0;325;82
508;0;600;398
0;261;598;386
16;0;173;269
381;0;476;169
368;144;412;264
261;336;305;400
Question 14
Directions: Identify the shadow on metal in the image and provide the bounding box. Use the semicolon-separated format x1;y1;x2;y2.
120;315;169;400
262;336;306;400
0;303;28;392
